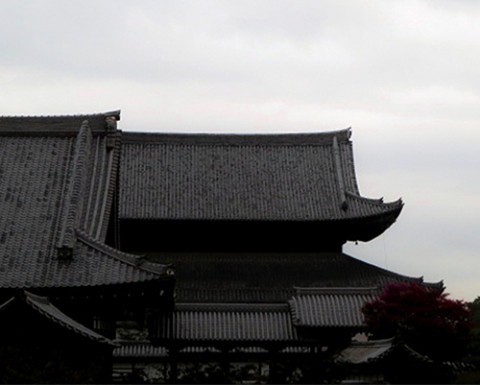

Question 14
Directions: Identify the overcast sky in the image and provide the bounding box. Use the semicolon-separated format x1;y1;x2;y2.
1;0;479;301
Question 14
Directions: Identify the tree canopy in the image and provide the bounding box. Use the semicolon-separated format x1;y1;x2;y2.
362;282;471;361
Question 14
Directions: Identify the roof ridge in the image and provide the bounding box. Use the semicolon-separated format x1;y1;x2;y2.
342;252;443;288
349;337;395;346
23;290;116;346
0;110;120;120
175;303;289;312
0;297;16;312
121;128;352;146
75;229;171;276
56;121;92;259
293;287;380;296
0;110;120;134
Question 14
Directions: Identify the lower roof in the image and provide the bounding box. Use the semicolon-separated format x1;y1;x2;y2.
155;303;298;343
336;338;433;365
146;251;441;303
0;290;115;345
0;230;169;289
289;288;379;328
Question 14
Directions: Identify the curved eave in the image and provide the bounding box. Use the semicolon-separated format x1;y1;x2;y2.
23;290;116;346
76;229;172;277
342;193;404;242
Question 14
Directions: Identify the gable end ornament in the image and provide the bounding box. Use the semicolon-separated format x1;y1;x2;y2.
105;115;118;150
56;245;73;260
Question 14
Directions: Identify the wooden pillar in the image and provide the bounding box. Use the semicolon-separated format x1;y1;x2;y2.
267;347;279;384
168;347;178;383
220;346;230;378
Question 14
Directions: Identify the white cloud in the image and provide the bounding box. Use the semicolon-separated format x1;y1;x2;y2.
1;0;479;300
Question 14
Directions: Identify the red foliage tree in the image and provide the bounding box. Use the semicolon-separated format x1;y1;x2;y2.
362;282;471;361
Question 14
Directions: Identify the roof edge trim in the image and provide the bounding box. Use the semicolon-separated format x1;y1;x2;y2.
121;128;352;146
23;290;117;346
75;229;171;276
0;110;121;134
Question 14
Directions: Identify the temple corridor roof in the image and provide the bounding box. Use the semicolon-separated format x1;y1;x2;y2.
156;303;298;343
289;287;379;328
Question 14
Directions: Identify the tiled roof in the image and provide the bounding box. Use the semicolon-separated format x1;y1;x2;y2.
0;113;170;288
0;291;115;345
113;342;168;358
113;342;310;358
0;231;167;288
154;303;298;342
119;129;402;229
336;338;433;364
288;287;379;327
0;111;120;134
148;252;440;303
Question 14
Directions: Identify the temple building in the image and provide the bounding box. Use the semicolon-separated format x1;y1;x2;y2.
0;111;441;383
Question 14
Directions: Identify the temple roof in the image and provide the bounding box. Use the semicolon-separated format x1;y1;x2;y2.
289;287;379;328
155;303;299;343
336;338;433;364
0;290;115;345
119;129;403;240
0;112;170;289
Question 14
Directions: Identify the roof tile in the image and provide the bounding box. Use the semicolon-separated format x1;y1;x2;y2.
119;130;402;224
0;117;169;289
288;288;379;327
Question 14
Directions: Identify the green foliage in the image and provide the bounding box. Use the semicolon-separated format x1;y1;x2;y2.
362;283;471;361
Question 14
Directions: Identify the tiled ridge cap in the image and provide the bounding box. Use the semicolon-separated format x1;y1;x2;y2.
75;229;172;276
341;338;433;364
56;121;92;259
23;290;116;346
97;130;122;239
0;110;120;134
122;128;352;146
175;303;289;312
86;131;122;240
348;337;394;347
293;287;380;296
342;252;426;283
0;297;16;312
333;135;348;211
335;254;444;289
